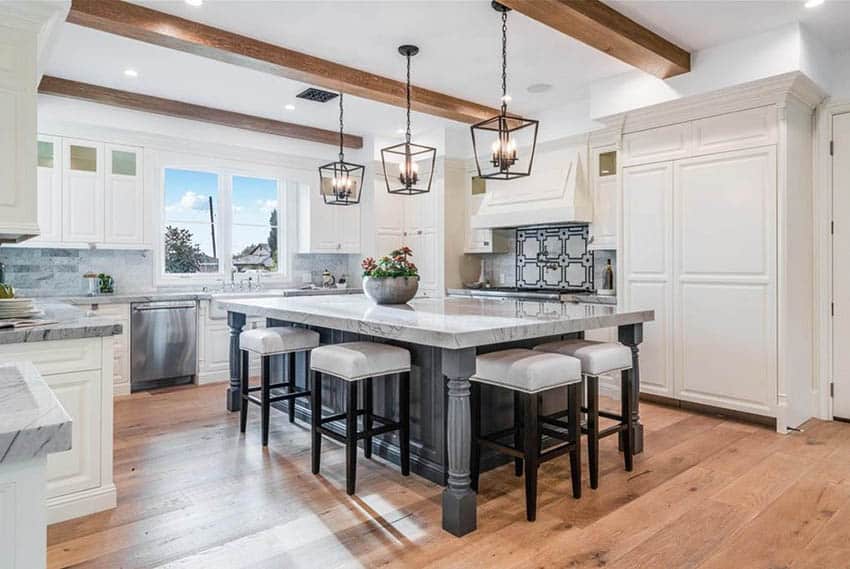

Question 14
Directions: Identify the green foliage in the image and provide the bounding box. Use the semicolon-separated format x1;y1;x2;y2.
164;225;203;273
361;246;418;278
267;209;278;270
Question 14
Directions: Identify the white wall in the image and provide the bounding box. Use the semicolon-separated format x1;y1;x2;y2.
831;50;850;100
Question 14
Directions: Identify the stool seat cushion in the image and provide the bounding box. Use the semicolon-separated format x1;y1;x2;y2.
240;327;320;355
534;339;632;375
472;348;582;394
310;341;411;381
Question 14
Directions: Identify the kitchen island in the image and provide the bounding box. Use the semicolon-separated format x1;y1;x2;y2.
218;294;654;537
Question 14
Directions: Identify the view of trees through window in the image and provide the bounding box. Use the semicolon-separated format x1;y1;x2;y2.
162;168;279;275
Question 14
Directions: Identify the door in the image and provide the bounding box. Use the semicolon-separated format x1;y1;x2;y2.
833;113;850;418
622;162;674;396
62;139;104;242
104;144;144;244
35;136;62;243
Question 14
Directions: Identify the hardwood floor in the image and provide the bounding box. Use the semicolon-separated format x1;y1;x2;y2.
47;382;850;569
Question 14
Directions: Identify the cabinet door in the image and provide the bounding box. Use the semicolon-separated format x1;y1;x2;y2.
622;123;691;166
104;145;144;244
673;147;777;415
62;139;104;242
590;148;618;249
35;136;62;243
45;370;102;498
337;202;361;253
622;162;674;396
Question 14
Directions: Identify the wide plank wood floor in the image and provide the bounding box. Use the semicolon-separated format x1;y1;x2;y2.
47;382;850;569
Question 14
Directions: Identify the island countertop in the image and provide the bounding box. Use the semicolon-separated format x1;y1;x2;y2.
217;294;654;349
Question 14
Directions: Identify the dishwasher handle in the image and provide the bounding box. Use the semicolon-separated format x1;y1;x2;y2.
133;301;197;311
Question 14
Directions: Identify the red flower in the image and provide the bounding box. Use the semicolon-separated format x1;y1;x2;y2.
361;257;377;272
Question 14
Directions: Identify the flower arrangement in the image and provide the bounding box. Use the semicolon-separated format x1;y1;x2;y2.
361;246;419;279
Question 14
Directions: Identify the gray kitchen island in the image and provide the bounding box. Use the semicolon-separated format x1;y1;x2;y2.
218;294;654;537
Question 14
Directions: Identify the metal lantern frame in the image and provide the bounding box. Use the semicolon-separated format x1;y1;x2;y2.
471;1;539;181
381;44;436;195
318;92;365;206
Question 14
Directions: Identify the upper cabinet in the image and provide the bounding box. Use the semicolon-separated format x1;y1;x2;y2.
589;147;618;250
35;136;146;248
297;181;361;254
464;174;512;254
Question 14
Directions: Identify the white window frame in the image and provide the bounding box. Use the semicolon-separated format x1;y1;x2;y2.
154;153;290;287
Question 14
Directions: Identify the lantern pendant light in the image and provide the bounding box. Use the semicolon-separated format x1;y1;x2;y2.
318;92;365;205
381;44;436;195
471;1;539;180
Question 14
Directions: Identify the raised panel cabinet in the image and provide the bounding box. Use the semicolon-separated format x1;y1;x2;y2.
62;139;104;243
622;123;691;166
34;136;62;243
104;145;144;244
589;147;618;250
297;181;361;254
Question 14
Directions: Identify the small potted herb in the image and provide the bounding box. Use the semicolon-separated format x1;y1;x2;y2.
361;246;419;304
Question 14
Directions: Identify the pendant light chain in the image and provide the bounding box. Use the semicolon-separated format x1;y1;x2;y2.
501;8;508;114
338;92;345;162
405;53;412;144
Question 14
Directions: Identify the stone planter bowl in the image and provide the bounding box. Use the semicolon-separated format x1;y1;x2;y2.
362;276;419;305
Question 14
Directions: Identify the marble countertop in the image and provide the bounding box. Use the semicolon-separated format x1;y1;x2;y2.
218;294;653;350
0;303;122;345
0;361;72;465
53;287;362;306
446;288;617;305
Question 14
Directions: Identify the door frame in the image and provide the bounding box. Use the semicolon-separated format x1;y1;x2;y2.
816;101;850;420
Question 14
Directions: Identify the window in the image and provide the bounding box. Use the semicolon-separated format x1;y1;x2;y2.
163;168;220;274
159;166;284;281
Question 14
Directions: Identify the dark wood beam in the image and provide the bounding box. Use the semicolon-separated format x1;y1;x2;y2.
66;0;499;124
38;76;363;149
499;0;690;79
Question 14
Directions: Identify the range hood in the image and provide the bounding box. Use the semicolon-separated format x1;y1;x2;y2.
470;141;592;229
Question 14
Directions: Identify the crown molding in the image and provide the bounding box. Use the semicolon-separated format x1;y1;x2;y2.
597;71;827;135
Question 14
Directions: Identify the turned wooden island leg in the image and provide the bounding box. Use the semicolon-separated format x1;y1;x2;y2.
618;322;644;454
226;311;246;412
441;347;478;537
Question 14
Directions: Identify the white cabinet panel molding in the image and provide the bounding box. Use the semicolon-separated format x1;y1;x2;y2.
692;106;777;155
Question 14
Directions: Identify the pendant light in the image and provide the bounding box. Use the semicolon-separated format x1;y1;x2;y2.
471;1;539;180
381;45;436;195
318;92;364;205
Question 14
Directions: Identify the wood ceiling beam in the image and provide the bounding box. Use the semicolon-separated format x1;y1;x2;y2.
66;0;499;124
38;76;364;149
499;0;690;79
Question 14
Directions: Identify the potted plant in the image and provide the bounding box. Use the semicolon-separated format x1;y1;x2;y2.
361;246;419;304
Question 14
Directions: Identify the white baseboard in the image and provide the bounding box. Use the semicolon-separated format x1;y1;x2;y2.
197;370;229;385
47;484;117;524
113;382;131;396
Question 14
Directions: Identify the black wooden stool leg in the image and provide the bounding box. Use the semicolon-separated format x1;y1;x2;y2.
287;352;296;423
470;381;481;492
621;369;634;472
311;370;322;475
399;372;411;476
261;355;271;447
523;392;540;522
513;391;523;477
239;350;249;433
346;380;359;495
364;378;374;459
586;375;600;489
568;383;582;499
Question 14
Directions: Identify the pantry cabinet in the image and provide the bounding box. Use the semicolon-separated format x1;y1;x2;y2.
297;181;361;254
618;90;817;432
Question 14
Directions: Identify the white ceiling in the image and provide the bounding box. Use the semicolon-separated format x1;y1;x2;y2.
43;0;850;145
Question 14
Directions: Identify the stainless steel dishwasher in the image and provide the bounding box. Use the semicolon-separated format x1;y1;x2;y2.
131;300;197;392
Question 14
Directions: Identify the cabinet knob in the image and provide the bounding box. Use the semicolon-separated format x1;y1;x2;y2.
483;241;490;246
417;230;423;235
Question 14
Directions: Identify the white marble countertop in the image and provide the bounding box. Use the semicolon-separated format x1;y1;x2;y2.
446;288;617;305
0;303;122;345
0;361;72;464
217;294;654;349
45;287;362;306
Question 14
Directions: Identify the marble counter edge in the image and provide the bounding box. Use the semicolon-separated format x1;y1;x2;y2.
0;361;72;465
0;317;123;345
53;288;363;306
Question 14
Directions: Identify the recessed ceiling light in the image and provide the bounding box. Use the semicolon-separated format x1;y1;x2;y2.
805;0;824;7
185;0;203;6
527;83;553;94
284;104;295;111
123;68;138;78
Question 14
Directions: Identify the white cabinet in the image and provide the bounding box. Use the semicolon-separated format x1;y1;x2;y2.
104;145;145;244
464;183;512;254
197;300;264;383
85;303;131;395
62;139;105;243
297;181;361;253
589;147;618;250
34;136;62;243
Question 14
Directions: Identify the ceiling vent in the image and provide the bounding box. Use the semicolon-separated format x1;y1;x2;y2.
296;87;339;103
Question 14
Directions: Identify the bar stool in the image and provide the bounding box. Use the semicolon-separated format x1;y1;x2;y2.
470;348;583;522
534;339;634;489
309;341;411;495
239;326;320;446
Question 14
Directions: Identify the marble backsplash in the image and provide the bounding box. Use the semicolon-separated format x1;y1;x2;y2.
0;247;361;297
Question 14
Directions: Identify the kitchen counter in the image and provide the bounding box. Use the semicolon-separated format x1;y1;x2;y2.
0;303;122;345
446;287;617;305
0;361;71;464
51;287;363;306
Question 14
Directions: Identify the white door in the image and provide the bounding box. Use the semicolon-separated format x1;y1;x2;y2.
674;147;777;416
62;139;104;243
833;113;850;418
104;145;144;244
622;162;674;397
35;136;62;243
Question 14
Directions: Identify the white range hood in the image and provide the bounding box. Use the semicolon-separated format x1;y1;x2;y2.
470;140;592;229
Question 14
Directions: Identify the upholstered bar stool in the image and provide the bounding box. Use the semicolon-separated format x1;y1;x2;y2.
469;348;583;522
309;341;411;495
239;327;320;446
534;339;634;489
